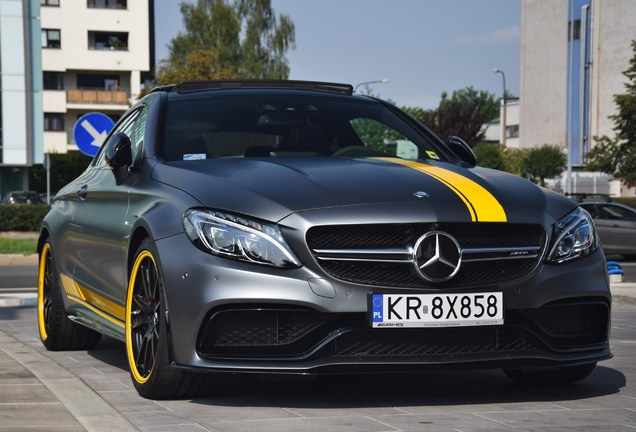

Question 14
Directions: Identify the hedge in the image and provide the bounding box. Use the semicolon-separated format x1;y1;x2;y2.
615;197;636;208
0;204;50;232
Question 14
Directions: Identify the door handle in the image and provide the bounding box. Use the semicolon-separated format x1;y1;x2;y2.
77;185;88;199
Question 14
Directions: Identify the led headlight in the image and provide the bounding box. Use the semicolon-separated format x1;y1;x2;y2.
546;207;598;264
183;209;300;268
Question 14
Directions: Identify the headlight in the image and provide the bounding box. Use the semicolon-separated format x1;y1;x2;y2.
546;207;598;264
183;209;301;268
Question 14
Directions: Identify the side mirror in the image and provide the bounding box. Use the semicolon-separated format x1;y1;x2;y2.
104;132;132;185
447;136;477;167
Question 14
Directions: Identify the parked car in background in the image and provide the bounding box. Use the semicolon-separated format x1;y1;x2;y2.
37;80;611;399
2;190;43;205
578;198;636;259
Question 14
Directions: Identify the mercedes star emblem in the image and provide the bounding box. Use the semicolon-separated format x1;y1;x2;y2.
413;231;462;282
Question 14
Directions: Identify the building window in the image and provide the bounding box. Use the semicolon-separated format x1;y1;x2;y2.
42;29;61;49
43;72;64;90
506;124;520;139
568;19;581;41
41;0;60;6
44;113;65;131
87;0;126;8
77;73;120;90
88;31;128;51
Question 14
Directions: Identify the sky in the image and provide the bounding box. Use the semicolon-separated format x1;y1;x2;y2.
153;0;520;109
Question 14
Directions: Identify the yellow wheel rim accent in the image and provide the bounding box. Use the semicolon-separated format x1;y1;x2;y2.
37;243;50;341
125;250;157;384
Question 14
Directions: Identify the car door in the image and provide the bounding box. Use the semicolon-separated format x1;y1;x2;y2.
66;107;148;317
582;202;636;256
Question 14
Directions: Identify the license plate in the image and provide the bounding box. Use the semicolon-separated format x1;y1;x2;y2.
370;292;504;328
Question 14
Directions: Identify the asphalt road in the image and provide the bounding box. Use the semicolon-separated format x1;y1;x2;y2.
0;265;37;292
2;259;636;293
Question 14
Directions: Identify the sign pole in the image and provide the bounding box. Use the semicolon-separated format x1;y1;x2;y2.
44;153;51;205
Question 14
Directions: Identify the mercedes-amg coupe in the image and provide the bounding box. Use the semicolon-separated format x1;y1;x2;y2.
37;80;611;399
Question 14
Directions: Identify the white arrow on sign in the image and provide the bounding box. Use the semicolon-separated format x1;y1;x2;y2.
81;119;109;147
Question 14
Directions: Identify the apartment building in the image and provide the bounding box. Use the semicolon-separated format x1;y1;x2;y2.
0;0;42;197
520;0;636;160
520;0;636;195
41;0;154;154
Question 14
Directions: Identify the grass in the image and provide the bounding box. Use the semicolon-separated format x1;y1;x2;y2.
0;238;38;255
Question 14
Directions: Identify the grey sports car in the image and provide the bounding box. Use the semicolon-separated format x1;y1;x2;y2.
37;80;611;399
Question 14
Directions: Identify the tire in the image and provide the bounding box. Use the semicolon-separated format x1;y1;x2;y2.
37;241;102;351
503;362;597;385
125;238;211;399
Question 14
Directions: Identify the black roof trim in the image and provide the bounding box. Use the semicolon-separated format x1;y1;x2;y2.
148;80;354;96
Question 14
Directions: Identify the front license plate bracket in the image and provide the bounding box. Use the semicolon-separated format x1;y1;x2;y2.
369;292;504;328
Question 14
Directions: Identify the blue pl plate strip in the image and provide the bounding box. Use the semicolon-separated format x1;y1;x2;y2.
371;294;383;323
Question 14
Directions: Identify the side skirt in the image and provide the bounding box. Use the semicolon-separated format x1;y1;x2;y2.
59;272;126;342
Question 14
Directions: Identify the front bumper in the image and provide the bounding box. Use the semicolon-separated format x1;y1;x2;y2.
156;232;611;374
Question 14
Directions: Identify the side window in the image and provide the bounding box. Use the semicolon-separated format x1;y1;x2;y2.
350;118;419;159
94;107;147;167
600;204;636;221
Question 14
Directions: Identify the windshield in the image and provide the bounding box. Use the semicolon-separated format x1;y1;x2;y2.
161;93;444;162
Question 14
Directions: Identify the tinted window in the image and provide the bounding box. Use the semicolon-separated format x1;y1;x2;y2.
598;204;636;221
161;94;442;162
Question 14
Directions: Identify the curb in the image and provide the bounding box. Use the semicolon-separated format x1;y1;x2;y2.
0;254;38;266
0;294;37;308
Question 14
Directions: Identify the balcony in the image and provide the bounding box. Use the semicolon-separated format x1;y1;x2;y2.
88;31;128;51
66;89;128;105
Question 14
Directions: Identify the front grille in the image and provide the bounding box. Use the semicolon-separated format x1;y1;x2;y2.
211;310;322;346
527;300;609;347
331;327;542;357
319;260;539;288
306;223;546;288
197;308;358;357
196;300;609;361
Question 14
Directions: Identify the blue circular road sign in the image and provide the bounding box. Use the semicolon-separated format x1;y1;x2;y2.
73;112;115;157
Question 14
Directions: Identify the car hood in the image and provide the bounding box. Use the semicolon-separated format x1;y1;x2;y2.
151;157;576;224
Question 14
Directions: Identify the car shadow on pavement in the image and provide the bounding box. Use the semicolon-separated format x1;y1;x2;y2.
87;336;129;371
190;366;625;409
84;336;625;408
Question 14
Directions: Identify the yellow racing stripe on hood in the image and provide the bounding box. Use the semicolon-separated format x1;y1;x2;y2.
377;157;507;222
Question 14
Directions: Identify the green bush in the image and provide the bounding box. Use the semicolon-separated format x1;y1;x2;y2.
0;204;50;232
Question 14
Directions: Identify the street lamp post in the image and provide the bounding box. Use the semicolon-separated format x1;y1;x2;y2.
493;68;507;146
353;79;389;94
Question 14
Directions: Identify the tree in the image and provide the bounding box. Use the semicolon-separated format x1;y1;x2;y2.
237;0;295;79
586;40;636;187
29;152;92;193
522;145;566;187
156;0;295;84
503;147;529;177
404;87;499;147
473;142;506;170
